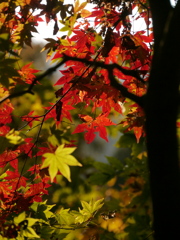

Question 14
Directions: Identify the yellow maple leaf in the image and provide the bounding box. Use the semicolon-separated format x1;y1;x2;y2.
41;144;82;182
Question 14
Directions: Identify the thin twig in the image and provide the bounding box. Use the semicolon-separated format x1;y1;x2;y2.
0;59;67;104
63;55;145;83
0;52;145;104
143;231;155;240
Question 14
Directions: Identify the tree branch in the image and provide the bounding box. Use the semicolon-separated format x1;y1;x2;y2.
0;59;66;104
0;56;145;108
63;55;145;107
108;69;144;107
63;55;145;83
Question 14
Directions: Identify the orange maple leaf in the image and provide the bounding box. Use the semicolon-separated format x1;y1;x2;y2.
18;62;40;84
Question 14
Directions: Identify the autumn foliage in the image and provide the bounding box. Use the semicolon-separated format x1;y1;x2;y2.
0;0;158;239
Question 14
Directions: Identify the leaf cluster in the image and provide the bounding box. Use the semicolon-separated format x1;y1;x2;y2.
0;0;154;239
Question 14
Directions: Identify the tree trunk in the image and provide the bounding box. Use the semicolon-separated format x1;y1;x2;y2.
145;1;180;239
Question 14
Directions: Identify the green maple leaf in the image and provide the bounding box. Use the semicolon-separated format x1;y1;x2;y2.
41;144;82;182
56;208;75;225
72;198;104;224
80;198;104;216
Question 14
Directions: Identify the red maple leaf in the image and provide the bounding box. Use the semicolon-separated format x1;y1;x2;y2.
133;126;143;143
24;182;51;202
73;113;115;143
28;164;41;175
18;138;34;157
4;171;27;189
21;111;41;127
0;181;12;200
0;103;13;125
121;106;145;142
36;146;55;156
0;150;19;169
27;164;50;180
0;125;10;136
45;102;75;123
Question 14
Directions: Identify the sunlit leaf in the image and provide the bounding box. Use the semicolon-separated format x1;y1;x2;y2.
41;144;82;182
56;208;75;225
14;212;26;225
23;227;40;238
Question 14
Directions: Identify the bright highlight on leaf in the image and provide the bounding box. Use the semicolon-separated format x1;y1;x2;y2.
14;212;40;238
6;129;23;145
72;198;104;224
74;0;87;13
41;144;82;182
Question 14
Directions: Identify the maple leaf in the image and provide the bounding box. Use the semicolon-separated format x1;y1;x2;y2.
21;111;41;128
73;113;116;144
71;29;96;49
4;171;27;189
133;126;143;143
74;0;87;13
18;138;35;157
72;198;104;224
88;7;104;24
0;103;13;124
24;182;51;202
0;150;19;169
55;67;75;85
27;164;50;180
55;101;75;122
27;15;44;26
0;125;10;136
45;102;75;123
0;181;12;200
18;62;40;84
28;164;41;175
36;146;56;156
41;144;82;182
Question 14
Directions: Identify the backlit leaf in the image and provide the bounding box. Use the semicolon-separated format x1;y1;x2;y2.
14;212;26;225
81;9;91;18
23;227;40;238
56;208;75;225
73;113;115;143
41;144;82;182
